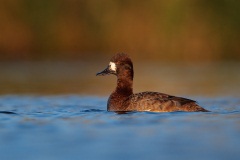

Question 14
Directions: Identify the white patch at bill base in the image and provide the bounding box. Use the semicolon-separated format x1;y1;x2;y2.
109;62;116;71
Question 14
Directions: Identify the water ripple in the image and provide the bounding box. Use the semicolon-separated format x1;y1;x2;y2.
0;111;17;114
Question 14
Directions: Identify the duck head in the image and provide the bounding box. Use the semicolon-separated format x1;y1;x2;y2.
96;53;134;79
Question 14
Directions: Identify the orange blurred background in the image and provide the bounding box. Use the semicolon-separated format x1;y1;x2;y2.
1;0;240;95
0;0;239;62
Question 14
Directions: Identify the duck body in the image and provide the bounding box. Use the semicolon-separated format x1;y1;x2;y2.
108;91;208;112
97;53;209;112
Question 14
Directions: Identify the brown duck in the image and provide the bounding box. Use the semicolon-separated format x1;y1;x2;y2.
96;53;209;112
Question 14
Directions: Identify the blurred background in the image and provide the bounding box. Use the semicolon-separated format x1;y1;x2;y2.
0;0;240;95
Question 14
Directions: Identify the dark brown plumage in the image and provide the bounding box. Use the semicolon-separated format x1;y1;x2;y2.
96;53;209;112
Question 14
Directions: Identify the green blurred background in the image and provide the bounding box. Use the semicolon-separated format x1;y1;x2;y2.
1;0;240;61
0;0;240;95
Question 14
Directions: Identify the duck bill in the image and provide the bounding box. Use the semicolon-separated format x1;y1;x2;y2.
96;66;111;76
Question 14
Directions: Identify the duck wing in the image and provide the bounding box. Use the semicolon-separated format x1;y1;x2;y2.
124;92;207;112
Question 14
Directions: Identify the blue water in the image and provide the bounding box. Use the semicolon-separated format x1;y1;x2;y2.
0;95;239;160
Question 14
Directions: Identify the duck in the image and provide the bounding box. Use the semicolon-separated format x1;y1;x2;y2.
96;53;209;112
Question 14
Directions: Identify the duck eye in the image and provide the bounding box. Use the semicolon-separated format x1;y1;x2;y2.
124;64;132;70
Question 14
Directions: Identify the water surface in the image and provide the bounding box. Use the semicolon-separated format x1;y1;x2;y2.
0;95;239;160
0;62;239;160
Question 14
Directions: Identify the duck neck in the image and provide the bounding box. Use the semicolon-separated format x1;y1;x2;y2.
115;76;133;96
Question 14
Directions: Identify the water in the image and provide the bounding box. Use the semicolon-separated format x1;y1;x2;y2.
0;61;240;160
0;95;239;160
